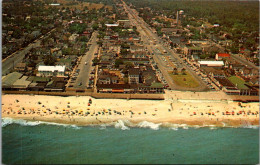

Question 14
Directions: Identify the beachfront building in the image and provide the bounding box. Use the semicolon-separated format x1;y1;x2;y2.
37;65;66;77
128;68;140;84
2;72;23;90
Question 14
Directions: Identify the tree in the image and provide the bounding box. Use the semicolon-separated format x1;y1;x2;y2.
92;57;100;66
97;40;103;46
173;68;178;75
181;68;186;75
115;59;124;68
44;54;57;65
125;62;134;69
92;23;99;30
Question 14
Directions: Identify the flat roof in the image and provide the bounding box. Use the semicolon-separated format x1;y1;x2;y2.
2;72;23;87
13;76;32;88
105;24;119;27
199;61;224;65
38;65;65;72
228;76;249;90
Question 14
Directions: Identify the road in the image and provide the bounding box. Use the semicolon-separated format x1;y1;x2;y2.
123;0;208;91
2;28;56;76
2;41;41;76
72;32;99;90
231;54;259;70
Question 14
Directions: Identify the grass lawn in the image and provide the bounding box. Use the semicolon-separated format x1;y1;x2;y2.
228;76;249;89
168;71;200;88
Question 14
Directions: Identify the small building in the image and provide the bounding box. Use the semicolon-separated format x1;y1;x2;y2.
215;53;230;60
37;65;66;77
105;24;119;27
184;46;203;57
14;62;27;73
130;45;144;53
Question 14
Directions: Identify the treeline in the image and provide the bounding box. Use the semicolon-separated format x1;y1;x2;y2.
128;0;258;32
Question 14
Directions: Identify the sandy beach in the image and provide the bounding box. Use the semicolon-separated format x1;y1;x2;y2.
1;94;259;127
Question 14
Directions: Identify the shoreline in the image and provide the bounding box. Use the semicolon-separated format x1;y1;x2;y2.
2;94;259;128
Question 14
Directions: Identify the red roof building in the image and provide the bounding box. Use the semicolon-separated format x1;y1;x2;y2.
215;53;230;60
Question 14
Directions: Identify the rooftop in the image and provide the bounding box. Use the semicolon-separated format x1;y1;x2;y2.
199;61;224;65
38;65;66;72
228;76;249;90
2;72;23;87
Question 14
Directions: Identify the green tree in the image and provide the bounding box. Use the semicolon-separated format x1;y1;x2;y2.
92;57;100;66
115;59;124;68
44;54;57;65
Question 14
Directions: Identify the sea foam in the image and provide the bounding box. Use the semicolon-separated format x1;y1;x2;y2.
2;117;259;130
1;117;81;129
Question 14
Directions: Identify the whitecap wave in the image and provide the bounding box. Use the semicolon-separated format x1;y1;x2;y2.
2;117;259;130
114;120;130;130
242;125;259;129
2;117;41;127
137;121;161;130
1;117;81;129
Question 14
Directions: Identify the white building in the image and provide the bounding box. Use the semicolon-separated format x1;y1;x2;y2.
198;61;224;68
37;65;66;77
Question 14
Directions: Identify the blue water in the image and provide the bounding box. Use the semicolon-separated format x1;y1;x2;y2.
2;121;259;164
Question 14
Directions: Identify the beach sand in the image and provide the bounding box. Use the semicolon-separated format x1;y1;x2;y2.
1;94;259;127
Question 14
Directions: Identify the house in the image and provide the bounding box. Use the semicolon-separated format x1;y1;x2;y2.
215;53;230;60
121;58;149;66
118;20;131;28
37;65;66;77
184;46;203;57
202;44;225;55
130;45;144;53
200;67;225;78
161;28;182;35
128;68;140;84
14;62;27;73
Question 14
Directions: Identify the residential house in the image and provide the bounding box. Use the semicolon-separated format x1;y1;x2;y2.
183;46;203;58
14;62;27;73
130;45;144;53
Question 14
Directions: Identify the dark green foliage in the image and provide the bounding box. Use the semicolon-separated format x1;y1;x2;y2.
69;23;87;34
115;59;124;68
44;54;57;66
92;57;100;66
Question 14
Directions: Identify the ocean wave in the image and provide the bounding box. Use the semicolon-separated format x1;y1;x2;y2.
2;117;259;130
241;125;259;129
137;121;161;130
114;120;130;130
1;117;81;129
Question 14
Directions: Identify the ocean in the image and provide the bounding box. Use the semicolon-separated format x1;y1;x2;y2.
2;118;259;164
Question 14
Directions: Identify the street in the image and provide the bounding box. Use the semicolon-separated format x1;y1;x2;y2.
2;28;56;76
69;32;99;90
123;0;208;91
